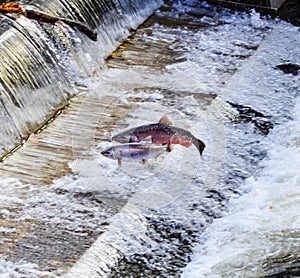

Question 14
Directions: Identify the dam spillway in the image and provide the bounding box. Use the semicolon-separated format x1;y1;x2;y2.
0;0;300;277
0;0;163;159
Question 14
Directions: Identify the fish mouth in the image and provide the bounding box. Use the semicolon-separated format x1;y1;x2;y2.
101;150;110;157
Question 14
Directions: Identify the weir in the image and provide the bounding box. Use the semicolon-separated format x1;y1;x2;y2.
0;0;299;277
0;0;162;159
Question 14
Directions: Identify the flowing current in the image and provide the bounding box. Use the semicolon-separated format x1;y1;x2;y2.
183;99;300;277
0;0;299;277
0;0;162;158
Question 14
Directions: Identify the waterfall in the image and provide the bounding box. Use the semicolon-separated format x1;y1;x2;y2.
0;0;162;159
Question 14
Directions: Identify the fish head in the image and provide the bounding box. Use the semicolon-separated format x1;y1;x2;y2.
112;131;131;143
101;147;115;159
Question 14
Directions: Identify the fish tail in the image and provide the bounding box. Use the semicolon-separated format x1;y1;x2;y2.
193;138;205;155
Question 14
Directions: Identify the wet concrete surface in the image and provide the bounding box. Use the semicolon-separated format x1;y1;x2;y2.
0;93;134;273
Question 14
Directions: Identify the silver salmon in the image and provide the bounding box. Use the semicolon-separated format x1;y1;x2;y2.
112;116;205;155
101;143;168;166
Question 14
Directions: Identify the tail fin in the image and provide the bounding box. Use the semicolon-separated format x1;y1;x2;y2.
194;139;205;155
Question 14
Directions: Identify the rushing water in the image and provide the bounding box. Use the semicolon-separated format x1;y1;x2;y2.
0;0;299;277
0;12;73;156
70;2;299;277
0;0;162;158
182;99;300;277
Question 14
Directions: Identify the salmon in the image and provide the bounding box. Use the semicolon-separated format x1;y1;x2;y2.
101;143;168;166
112;116;205;155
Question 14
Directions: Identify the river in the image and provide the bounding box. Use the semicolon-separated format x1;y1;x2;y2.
0;0;299;277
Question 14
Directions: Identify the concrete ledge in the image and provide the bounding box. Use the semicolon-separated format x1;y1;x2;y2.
205;0;287;16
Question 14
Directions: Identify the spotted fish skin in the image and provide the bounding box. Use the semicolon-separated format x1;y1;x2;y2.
112;116;205;155
113;123;172;143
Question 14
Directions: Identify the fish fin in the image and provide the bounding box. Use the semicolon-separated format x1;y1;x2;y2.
117;158;122;167
159;115;173;126
182;142;193;148
195;139;205;156
141;159;147;164
167;134;175;152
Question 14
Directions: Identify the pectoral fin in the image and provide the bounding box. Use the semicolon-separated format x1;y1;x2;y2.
167;134;175;152
117;158;122;167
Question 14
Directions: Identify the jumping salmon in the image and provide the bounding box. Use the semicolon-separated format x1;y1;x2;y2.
112;116;205;155
101;143;168;166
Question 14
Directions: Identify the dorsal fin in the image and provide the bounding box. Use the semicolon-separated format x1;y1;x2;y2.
159;115;173;126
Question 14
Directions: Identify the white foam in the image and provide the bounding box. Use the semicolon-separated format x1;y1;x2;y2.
182;98;300;277
0;258;62;277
